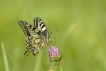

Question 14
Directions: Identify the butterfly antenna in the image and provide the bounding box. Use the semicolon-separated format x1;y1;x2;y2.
50;29;58;36
49;29;58;45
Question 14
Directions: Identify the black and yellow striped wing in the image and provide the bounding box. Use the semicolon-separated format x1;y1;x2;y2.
18;21;37;36
18;17;51;56
34;17;49;37
18;21;40;56
33;17;50;49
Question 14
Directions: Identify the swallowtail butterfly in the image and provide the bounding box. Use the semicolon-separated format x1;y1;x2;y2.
18;17;50;56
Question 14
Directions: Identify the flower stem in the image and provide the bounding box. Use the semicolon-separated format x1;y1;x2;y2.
59;66;62;71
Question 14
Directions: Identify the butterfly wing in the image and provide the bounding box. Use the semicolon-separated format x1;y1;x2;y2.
34;17;50;49
18;18;50;56
18;21;40;56
18;21;37;36
34;17;49;37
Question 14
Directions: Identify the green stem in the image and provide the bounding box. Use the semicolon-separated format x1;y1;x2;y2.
59;66;62;71
1;43;10;71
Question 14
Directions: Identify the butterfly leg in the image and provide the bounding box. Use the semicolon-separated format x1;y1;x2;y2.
24;50;28;55
50;41;55;46
24;47;31;56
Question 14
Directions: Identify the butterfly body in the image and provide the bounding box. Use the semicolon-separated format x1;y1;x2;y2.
18;17;50;56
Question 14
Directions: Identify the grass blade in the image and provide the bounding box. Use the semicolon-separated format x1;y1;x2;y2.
1;43;10;71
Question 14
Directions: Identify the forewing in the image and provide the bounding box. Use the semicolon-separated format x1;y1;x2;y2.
34;17;49;36
18;21;36;36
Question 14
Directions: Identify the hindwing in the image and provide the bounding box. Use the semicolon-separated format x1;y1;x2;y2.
18;21;40;56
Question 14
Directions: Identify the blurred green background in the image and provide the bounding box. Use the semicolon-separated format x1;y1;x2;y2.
0;0;106;71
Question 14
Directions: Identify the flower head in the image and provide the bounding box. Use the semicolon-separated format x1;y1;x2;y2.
48;46;63;62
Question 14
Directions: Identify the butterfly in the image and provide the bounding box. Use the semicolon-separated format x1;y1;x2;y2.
18;17;50;56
